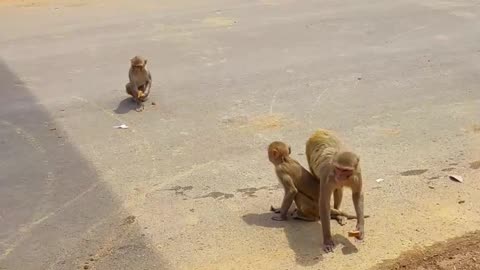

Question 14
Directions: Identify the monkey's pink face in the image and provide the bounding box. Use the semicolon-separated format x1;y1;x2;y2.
334;167;353;182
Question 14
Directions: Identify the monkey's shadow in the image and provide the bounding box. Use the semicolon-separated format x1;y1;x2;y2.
242;212;358;266
114;97;138;114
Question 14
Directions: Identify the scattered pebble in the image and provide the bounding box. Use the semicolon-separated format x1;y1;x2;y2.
458;200;465;204
376;178;385;183
449;175;463;183
84;266;89;270
49;128;56;131
113;124;129;129
428;185;435;189
152;102;156;105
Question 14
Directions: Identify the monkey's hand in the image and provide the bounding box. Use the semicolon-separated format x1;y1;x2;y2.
354;224;365;240
323;238;335;253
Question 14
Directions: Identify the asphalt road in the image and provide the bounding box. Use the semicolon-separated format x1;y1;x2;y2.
0;0;479;269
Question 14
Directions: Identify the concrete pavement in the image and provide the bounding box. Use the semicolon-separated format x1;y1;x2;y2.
0;0;480;269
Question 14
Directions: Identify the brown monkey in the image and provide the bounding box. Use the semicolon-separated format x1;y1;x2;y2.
268;141;360;222
306;129;365;253
125;55;152;112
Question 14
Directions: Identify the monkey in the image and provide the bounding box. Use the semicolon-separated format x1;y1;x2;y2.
306;129;365;253
125;55;152;112
268;141;362;222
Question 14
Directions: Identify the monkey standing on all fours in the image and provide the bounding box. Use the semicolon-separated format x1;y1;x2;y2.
125;55;152;112
306;129;366;253
267;141;362;222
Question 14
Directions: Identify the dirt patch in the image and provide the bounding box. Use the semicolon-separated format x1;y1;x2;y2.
371;231;480;270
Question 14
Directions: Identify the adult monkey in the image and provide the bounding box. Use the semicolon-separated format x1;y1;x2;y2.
306;129;365;253
126;55;152;112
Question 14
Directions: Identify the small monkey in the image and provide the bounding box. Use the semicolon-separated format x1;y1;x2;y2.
125;55;152;111
306;129;365;253
268;141;359;222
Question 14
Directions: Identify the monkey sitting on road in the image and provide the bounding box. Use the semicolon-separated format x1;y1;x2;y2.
268;141;361;222
125;55;152;112
306;129;366;253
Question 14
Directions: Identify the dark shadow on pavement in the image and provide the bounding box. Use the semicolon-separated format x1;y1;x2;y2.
0;60;169;270
242;211;360;266
242;211;323;266
114;97;137;114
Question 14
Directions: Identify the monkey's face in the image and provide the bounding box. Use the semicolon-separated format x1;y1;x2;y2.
334;166;354;182
131;64;145;74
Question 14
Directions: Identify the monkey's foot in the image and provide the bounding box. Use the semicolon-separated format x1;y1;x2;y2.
271;215;287;221
334;215;347;226
292;213;317;222
135;103;145;112
270;205;281;213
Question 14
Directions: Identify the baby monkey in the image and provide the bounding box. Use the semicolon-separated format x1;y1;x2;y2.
268;141;359;222
125;55;152;112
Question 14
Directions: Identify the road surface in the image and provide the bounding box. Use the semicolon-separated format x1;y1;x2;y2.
0;0;479;269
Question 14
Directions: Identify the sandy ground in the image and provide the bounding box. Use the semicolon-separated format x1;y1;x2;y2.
0;0;479;269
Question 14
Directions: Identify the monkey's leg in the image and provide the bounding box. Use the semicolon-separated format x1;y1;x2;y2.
292;195;318;222
125;82;134;97
333;188;347;226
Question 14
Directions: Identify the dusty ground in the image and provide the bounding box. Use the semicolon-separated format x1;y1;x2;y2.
0;0;480;269
373;231;480;270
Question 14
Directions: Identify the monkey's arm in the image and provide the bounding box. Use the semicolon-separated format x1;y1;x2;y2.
128;71;139;99
320;180;335;252
352;177;365;240
272;174;297;221
143;71;152;96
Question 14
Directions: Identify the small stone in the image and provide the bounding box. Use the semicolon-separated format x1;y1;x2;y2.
357;77;362;80
84;266;89;269
152;102;156;105
49;128;56;131
428;185;435;189
449;175;463;183
458;200;465;204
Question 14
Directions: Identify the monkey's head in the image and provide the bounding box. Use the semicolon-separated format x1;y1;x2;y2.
268;141;291;165
332;151;359;182
130;56;147;73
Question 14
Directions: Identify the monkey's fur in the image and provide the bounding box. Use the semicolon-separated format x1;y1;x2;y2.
125;55;152;111
268;141;360;222
306;129;365;253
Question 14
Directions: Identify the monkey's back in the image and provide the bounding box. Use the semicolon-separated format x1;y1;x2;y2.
305;129;342;178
